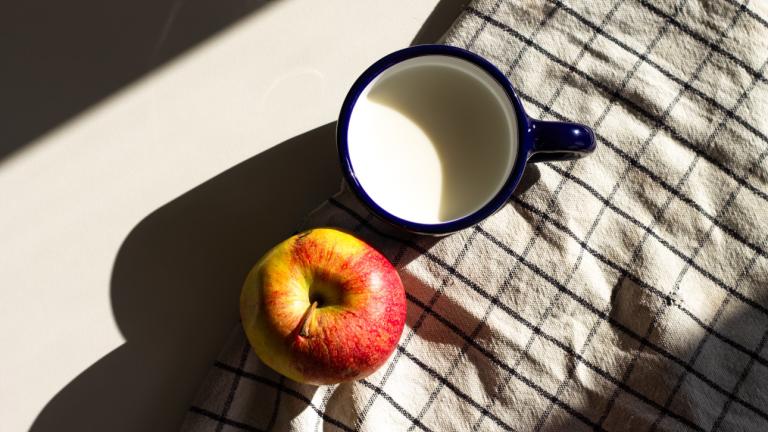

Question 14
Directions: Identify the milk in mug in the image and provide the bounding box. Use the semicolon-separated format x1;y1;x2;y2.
347;55;518;224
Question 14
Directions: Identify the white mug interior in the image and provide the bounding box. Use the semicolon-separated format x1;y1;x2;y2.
346;54;519;225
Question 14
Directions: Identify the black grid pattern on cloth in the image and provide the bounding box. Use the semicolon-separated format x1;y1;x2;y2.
425;2;636;430
181;0;768;431
591;2;756;427
529;0;696;428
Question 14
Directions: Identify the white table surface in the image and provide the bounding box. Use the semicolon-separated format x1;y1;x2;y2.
0;1;466;430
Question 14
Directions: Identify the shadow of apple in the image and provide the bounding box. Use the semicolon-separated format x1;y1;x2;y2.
30;123;341;432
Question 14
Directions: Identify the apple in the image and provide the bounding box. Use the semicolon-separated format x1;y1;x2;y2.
240;228;407;385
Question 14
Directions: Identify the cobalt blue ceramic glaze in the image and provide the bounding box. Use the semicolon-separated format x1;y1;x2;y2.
337;44;596;235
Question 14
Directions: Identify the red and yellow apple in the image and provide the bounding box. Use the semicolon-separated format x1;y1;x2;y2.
240;228;406;385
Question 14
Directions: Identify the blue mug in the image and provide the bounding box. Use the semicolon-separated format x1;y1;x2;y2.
337;45;595;235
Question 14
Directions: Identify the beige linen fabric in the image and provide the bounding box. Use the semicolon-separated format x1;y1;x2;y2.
181;0;768;430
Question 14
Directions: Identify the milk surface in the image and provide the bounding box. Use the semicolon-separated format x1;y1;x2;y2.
347;55;517;224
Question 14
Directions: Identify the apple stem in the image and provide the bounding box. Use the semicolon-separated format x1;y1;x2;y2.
299;301;318;338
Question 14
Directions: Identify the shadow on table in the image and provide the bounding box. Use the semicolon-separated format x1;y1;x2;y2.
0;0;275;162
0;0;468;163
411;0;470;45
30;123;341;432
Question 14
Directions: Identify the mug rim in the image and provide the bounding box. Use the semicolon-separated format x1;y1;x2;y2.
337;44;532;235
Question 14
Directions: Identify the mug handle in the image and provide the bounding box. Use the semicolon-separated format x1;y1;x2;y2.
528;119;596;163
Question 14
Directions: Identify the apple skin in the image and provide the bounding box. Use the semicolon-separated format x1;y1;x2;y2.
240;228;406;385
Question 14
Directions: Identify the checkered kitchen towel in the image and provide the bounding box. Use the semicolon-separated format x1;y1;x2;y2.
181;0;768;430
